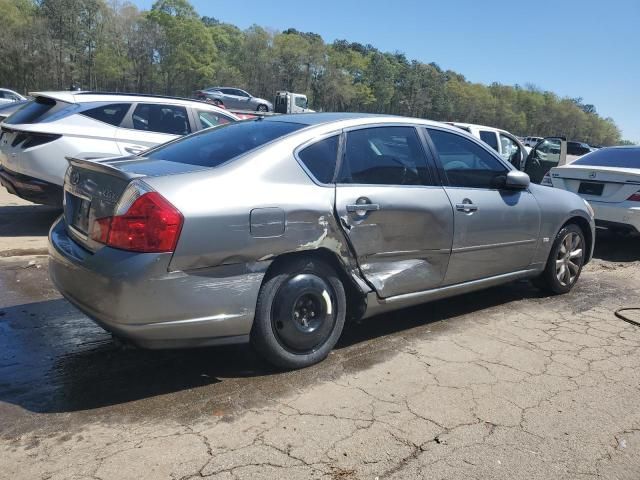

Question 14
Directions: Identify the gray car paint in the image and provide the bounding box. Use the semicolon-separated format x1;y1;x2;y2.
202;87;273;112
49;113;595;348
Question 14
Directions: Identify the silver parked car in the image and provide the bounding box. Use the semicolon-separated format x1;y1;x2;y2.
193;87;273;112
49;113;595;369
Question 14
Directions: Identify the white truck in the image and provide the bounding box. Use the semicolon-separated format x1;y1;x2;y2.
273;91;314;114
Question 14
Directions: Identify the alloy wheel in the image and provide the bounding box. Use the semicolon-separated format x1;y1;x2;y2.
555;232;583;287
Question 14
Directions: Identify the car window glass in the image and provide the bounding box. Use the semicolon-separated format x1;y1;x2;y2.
294;96;307;108
567;142;590;156
337;126;431;186
427;128;507;189
499;133;521;167
145;120;304;168
81;103;130;126
196;110;234;129
4;97;70;125
479;130;499;151
235;90;249;98
132;103;190;135
298;135;339;184
573;148;640;168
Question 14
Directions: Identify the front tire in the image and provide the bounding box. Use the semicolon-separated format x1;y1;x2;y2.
256;104;268;112
533;224;586;294
251;257;346;369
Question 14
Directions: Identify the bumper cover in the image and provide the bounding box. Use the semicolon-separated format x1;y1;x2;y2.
591;201;640;232
0;166;63;206
48;218;267;348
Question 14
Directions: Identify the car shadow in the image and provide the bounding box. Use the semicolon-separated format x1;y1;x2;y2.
592;230;640;262
0;279;548;414
0;204;61;237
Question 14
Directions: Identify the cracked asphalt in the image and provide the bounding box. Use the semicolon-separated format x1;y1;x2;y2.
0;191;639;479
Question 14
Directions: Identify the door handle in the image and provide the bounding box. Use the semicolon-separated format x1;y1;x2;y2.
124;145;146;155
455;200;478;213
346;203;380;213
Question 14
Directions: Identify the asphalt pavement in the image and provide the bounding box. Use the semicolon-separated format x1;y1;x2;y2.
0;190;639;480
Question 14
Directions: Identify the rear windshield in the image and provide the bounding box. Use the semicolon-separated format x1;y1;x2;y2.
5;97;56;125
145;120;305;167
572;148;639;169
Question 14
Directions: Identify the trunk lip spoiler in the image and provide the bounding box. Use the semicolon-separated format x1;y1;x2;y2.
65;155;144;181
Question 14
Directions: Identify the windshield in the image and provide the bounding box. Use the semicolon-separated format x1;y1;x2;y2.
145;119;305;167
572;148;639;169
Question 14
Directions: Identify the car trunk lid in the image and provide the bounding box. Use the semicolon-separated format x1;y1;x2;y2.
550;165;640;203
63;156;203;251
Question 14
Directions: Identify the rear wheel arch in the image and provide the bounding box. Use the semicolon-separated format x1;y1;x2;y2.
262;249;367;322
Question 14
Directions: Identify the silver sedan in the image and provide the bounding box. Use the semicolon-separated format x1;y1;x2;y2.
49;113;595;368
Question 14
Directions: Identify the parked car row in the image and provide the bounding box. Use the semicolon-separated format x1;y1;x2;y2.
0;93;607;369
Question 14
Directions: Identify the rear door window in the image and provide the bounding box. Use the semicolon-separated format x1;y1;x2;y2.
297;135;339;184
337;126;432;186
145;120;304;167
479;130;499;151
81;103;131;126
132;104;191;135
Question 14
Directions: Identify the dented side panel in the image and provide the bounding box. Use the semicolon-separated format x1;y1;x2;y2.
143;140;359;281
335;185;454;298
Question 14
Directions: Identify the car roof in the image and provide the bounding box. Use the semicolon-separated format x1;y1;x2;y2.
262;112;447;128
27;91;239;119
447;122;512;135
29;91;222;107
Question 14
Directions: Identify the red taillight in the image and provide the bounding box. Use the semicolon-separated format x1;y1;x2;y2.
628;192;640;202
91;191;183;253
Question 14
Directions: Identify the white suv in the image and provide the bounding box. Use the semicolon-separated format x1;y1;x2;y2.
446;122;530;170
0;92;238;205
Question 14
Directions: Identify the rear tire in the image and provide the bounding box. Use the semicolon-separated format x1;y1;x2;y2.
250;257;346;369
533;224;586;294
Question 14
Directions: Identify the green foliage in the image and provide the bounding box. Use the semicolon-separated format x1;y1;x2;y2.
0;0;627;145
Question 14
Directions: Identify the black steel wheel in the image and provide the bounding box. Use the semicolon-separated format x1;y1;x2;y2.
251;257;346;369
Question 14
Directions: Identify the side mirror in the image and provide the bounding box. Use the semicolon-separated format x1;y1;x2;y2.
505;170;530;190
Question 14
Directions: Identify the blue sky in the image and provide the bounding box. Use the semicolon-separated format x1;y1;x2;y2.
133;0;640;141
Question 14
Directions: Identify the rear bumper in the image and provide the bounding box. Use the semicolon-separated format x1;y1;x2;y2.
0;166;63;206
591;201;640;232
48;217;268;349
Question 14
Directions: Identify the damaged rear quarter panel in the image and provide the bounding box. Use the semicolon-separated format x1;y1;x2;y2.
143;138;357;277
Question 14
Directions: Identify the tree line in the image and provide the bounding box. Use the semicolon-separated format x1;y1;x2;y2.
0;0;629;145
